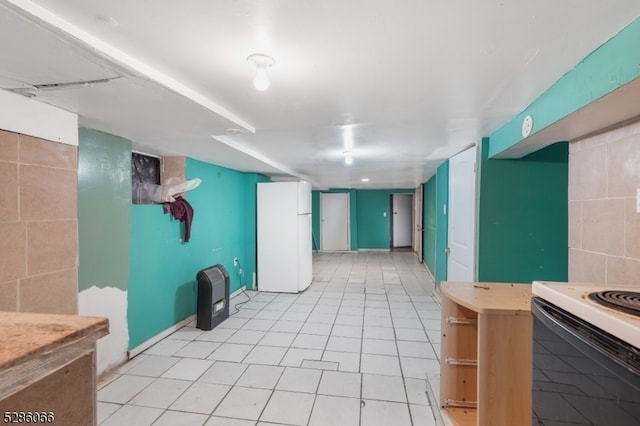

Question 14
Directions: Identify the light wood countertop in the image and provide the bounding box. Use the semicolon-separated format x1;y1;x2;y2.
0;311;108;371
0;312;109;424
440;282;531;315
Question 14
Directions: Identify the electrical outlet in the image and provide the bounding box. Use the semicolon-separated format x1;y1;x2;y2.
233;257;239;266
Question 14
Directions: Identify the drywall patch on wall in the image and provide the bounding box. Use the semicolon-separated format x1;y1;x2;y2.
77;127;132;375
78;128;131;291
78;285;128;376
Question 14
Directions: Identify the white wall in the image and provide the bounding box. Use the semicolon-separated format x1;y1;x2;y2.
0;89;78;145
79;286;128;375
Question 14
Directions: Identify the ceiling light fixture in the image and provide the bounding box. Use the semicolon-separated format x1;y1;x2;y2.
342;125;354;150
247;53;275;91
224;128;246;136
343;150;353;165
361;178;370;182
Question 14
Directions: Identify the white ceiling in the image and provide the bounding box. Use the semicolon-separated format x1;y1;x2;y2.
1;0;640;189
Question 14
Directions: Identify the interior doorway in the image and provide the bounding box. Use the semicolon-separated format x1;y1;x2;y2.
447;146;477;281
320;192;350;251
390;194;413;249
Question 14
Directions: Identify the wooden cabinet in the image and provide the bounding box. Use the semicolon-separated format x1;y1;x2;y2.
440;282;532;426
0;312;108;426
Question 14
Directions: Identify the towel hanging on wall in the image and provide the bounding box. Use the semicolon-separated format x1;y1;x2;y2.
161;178;202;202
163;196;194;242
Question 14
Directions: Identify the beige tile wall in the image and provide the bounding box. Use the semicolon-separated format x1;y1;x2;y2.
569;118;640;285
0;129;78;314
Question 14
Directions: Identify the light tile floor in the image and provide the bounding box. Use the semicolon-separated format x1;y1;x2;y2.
98;252;442;426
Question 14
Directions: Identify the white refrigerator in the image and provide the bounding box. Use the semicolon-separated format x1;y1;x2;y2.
257;181;312;293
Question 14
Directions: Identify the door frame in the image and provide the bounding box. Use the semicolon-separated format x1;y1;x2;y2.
414;184;424;261
320;192;350;251
390;193;414;248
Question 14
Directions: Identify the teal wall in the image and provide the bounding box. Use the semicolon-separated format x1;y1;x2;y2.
78;128;131;291
435;161;449;285
422;161;449;285
422;178;437;272
489;16;640;157
312;188;413;250
356;189;414;249
243;174;271;286
311;191;321;250
127;158;266;349
478;140;568;283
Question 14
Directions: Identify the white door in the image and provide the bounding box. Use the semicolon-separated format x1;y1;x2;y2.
320;193;350;251
414;185;423;260
447;146;477;282
392;194;413;247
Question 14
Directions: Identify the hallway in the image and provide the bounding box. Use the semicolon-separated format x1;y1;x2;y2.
97;252;442;425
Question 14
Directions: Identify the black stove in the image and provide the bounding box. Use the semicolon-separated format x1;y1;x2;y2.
587;290;640;317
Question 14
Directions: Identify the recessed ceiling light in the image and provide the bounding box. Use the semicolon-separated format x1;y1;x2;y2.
343;150;353;165
224;128;246;135
361;178;370;182
342;125;354;150
95;14;120;27
247;53;275;91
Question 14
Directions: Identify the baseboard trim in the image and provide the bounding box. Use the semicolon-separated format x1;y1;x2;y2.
128;314;196;358
128;286;248;359
357;248;391;252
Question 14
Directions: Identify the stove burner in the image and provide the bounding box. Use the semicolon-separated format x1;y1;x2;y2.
587;290;640;317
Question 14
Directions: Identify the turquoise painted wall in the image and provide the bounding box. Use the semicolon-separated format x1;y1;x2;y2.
127;158;265;349
490;16;640;157
312;188;413;250
421;161;449;285
243;173;271;287
78;128;131;291
422;178;437;272
356;189;414;249
311;191;320;250
478;140;568;283
435;161;449;285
